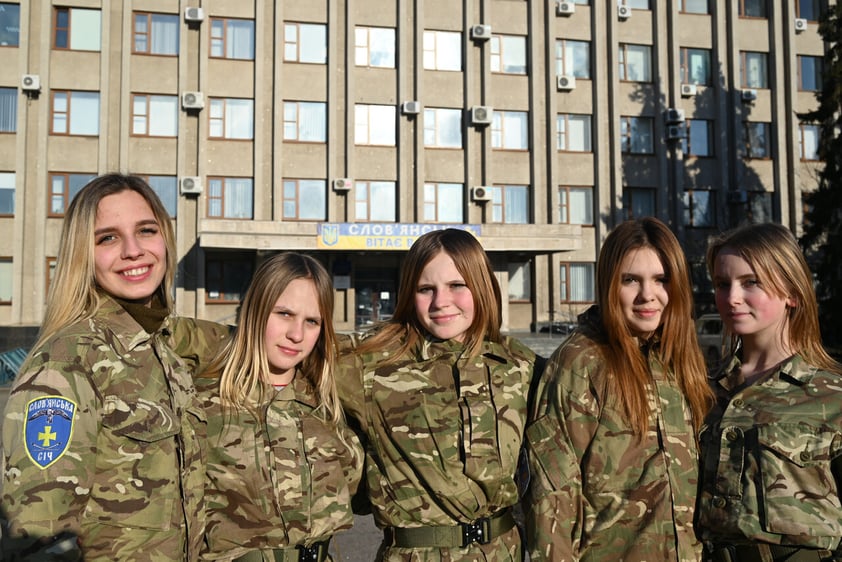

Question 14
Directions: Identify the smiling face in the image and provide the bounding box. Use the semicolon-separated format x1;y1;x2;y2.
617;247;670;338
93;190;167;305
414;250;475;342
263;278;323;385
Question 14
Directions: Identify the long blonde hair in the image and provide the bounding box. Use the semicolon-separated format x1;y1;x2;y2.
28;173;175;357
211;252;343;425
597;218;713;434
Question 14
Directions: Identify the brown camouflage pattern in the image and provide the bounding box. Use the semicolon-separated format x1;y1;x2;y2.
337;333;536;561
697;353;842;551
1;295;228;561
195;373;363;561
525;329;702;562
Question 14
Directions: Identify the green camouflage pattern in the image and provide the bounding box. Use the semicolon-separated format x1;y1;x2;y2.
195;372;364;560
525;329;702;562
1;295;229;562
697;353;842;550
337;332;536;561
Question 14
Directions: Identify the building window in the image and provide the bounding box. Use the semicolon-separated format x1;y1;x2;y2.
679;0;709;13
423;30;461;71
490;35;527;74
210;18;254;60
623;0;651;7
560;262;594;303
555;39;591;79
559;186;593;225
283;101;326;142
424;108;462;148
0;87;16;132
209;98;254;140
623;187;656;219
747;191;772;222
556;114;592;152
799;123;819;161
133;12;179;56
49;173;95;215
680;48;711;86
489;185;529;224
355;104;396;146
53;8;101;51
619;43;652;82
742;121;771;159
739;0;767;17
0;172;13;216
355;180;396;222
355;26;395;68
0;257;10;304
491;111;528;150
423;182;463;223
131;94;178;137
740;51;768;88
797;0;820;20
682;190;715;227
683;119;713;157
508;261;531;301
51;91;100;136
620;116;654;154
283;179;326;221
46;257;57;298
798;56;823;91
145;175;178;217
207;177;253;219
0;3;20;47
206;255;253;303
284;22;326;64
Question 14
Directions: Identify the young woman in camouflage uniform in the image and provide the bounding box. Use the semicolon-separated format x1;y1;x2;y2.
696;223;842;562
337;228;538;561
1;174;228;561
524;217;713;561
196;252;363;562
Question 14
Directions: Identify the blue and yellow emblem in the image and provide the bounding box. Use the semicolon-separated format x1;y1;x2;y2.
24;395;76;469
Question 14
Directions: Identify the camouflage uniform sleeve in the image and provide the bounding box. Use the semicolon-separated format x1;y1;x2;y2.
168;317;231;373
524;342;599;562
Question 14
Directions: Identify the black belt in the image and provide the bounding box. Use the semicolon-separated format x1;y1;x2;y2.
232;540;330;562
707;543;832;562
383;508;516;548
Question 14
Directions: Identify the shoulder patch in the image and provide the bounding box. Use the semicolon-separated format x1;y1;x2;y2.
24;395;77;469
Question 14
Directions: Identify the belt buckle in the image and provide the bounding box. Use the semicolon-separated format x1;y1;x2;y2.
297;543;323;562
461;517;491;547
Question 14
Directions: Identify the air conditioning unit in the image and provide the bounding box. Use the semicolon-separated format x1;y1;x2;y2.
794;18;808;33
741;88;757;102
666;124;685;140
557;74;576;91
680;83;698;97
21;74;40;92
333;178;353;192
471;186;492;202
182;91;205;110
470;24;492;40
618;5;632;20
727;190;748;204
556;1;575;16
664;108;685;124
401;100;421;115
180;176;203;195
184;7;204;23
470;105;493;125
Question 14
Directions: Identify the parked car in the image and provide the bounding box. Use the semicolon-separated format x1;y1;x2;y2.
696;313;724;366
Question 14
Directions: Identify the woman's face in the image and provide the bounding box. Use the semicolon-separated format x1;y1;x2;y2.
414;251;475;342
617;247;670;338
263;278;323;385
93;190;167;306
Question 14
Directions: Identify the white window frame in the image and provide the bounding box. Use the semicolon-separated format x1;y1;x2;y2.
423;30;461;71
491;111;528;150
355;26;395;68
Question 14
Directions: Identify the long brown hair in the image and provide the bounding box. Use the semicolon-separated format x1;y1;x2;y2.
357;228;502;359
597;218;713;434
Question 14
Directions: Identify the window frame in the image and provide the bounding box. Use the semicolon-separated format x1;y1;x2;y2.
206;176;254;220
490;34;527;75
208;97;255;140
738;0;768;18
559;262;595;304
623;187;657;219
556;113;592;152
682;189;716;228
132;11;179;56
283;22;327;64
354;180;397;222
282;178;326;221
53;7;101;51
283;100;327;143
422;30;461;71
799;122;820;161
558;185;594;225
205;254;254;304
682;119;713;157
491;110;529;151
798;55;823;92
422;182;463;223
0;171;14;217
0;3;21;47
555;38;591;79
508;261;532;302
131;94;178;137
741;121;772;159
50;90;101;136
618;43;652;82
423;107;463;149
354;26;396;69
0;86;17;133
0;256;11;304
355;104;396;146
489;184;529;224
48;172;95;216
740;51;769;88
620;116;654;154
209;17;255;60
680;47;711;86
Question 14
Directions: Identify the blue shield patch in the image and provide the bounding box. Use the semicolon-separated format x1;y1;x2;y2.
24;396;77;469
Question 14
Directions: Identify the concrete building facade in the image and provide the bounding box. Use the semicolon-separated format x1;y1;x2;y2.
0;0;827;338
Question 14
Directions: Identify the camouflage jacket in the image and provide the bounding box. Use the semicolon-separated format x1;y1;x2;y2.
696;353;842;551
525;328;701;562
337;333;536;562
195;374;363;561
1;295;228;562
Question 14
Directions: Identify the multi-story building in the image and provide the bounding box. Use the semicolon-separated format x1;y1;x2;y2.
0;0;826;341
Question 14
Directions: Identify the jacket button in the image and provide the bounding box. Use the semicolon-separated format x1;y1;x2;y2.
725;427;742;442
712;496;727;509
